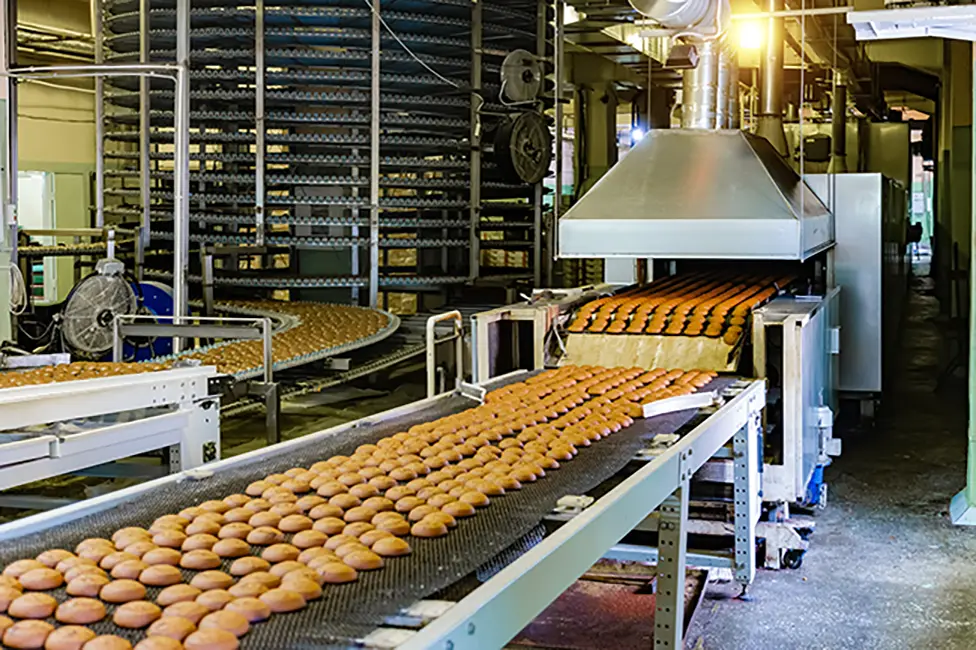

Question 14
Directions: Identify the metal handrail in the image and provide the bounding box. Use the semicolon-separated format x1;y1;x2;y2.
113;313;274;383
426;310;464;398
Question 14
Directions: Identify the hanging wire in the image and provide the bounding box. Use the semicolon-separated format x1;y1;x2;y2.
360;0;461;89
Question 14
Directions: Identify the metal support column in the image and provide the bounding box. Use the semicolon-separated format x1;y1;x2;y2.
549;0;564;285
533;0;546;287
368;0;380;307
733;420;758;586
469;0;482;280
654;481;689;649
93;0;105;227
138;0;150;248
173;0;191;348
254;0;266;246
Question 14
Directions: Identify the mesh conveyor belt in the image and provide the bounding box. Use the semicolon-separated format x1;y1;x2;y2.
0;375;737;649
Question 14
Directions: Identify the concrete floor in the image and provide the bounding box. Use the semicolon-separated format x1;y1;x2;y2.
687;274;976;649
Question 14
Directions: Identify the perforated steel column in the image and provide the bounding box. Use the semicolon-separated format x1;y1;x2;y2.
654;482;689;649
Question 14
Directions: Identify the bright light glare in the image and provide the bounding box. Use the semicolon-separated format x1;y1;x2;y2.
631;128;645;143
738;20;763;50
564;5;581;25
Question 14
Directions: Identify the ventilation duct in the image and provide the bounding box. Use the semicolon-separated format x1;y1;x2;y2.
629;0;712;29
681;39;720;128
755;0;788;155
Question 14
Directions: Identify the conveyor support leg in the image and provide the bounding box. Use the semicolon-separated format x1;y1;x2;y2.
654;480;689;649
179;397;220;469
733;418;758;586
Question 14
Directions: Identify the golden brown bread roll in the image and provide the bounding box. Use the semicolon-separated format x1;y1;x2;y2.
55;598;106;625
223;598;271;623
133;637;183;650
195;590;234;613
111;560;148;580
3;560;44;579
3;619;54;649
261;544;299;564
7;592;57;619
341;550;383;570
180;533;218;552
315;562;357;584
228;557;270;577
0;585;20;613
217;524;252;541
311;517;345;536
139;565;183;587
372;537;412;557
257;588;305;613
100;579;147;603
278;576;321;601
211;539;250;558
290;530;328;550
147;615;196;641
81;635;133;650
189;571;234;591
43;624;96;650
199;609;250;637
35;550;73;569
65;573;110;598
180;550;221;571
227;581;267;599
162;601;210;625
156;585;202;607
183;629;239;650
113;601;162;628
142;549;181;567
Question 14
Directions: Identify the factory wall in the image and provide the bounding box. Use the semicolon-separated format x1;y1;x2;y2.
935;40;973;319
17;82;95;302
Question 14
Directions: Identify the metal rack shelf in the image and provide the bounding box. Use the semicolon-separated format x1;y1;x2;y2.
101;0;547;303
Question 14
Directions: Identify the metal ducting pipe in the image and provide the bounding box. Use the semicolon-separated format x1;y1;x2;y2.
681;39;719;129
828;69;848;173
755;0;788;155
715;44;731;128
629;0;711;28
728;47;740;128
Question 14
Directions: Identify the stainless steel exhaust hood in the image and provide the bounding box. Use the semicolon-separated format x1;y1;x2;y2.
558;130;834;260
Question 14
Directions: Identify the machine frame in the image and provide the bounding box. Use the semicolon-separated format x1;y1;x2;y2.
0;372;764;650
0;365;220;493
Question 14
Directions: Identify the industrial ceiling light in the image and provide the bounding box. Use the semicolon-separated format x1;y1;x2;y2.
564;5;582;25
738;19;764;49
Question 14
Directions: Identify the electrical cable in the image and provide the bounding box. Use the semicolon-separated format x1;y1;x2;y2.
361;0;461;89
9;264;28;316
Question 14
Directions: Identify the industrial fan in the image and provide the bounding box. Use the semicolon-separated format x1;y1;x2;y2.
60;258;173;361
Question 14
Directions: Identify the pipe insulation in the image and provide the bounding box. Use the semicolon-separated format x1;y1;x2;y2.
681;39;719;129
715;44;730;128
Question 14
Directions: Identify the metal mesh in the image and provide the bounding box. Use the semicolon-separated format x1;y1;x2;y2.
0;376;736;648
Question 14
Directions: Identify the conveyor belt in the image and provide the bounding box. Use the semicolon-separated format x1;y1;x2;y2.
0;372;737;648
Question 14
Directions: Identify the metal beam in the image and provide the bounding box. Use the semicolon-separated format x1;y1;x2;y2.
368;0;380;307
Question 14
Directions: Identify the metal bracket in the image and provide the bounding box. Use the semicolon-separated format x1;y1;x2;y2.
634;433;680;460
457;381;486;403
552;495;594;516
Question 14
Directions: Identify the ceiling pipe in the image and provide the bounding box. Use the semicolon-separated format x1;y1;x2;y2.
681;39;719;128
728;46;740;128
755;0;788;156
828;68;848;173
